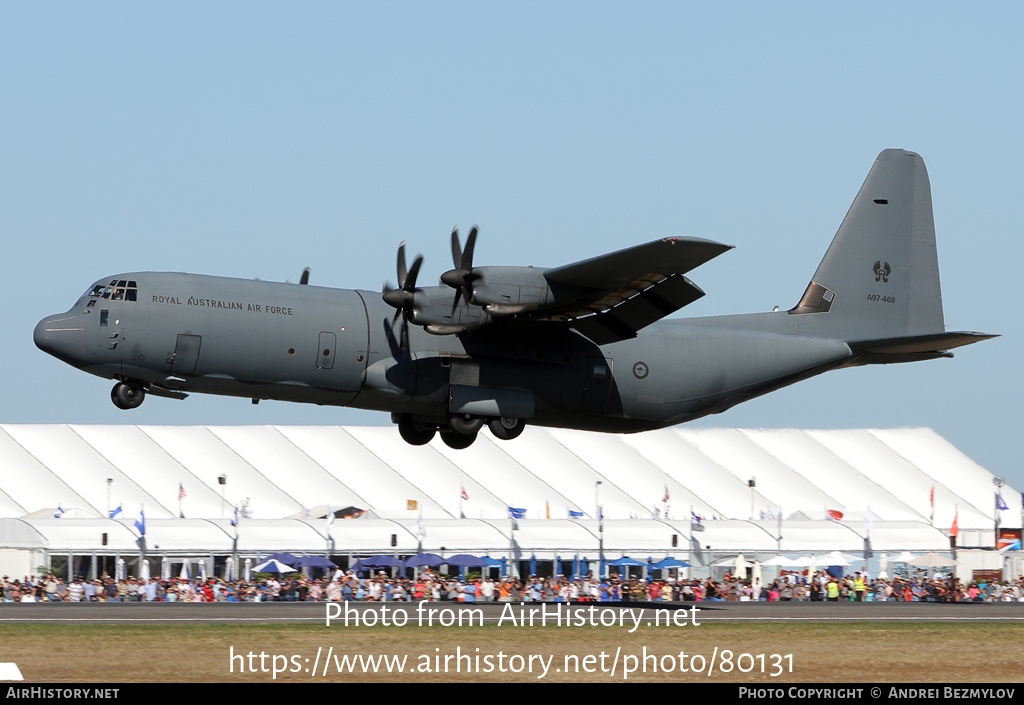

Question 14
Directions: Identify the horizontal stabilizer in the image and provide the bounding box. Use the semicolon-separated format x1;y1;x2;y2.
850;331;998;354
847;331;997;365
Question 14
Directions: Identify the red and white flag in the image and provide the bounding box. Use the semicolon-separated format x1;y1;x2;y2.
460;487;469;501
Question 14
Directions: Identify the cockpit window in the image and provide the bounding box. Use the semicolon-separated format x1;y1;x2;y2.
88;280;139;303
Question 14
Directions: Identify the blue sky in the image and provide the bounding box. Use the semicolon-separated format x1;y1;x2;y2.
3;4;1020;490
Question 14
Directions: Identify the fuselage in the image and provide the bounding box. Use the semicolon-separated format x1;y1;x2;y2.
34;271;855;432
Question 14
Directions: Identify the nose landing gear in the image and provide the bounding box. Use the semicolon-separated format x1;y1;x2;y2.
111;381;146;410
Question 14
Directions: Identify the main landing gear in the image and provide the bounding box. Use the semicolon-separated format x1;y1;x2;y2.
111;381;146;410
394;413;527;448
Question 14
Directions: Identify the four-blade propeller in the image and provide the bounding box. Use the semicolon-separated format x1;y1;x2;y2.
382;242;424;351
440;225;480;310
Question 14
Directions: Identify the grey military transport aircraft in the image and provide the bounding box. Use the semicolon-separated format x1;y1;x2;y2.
35;150;994;449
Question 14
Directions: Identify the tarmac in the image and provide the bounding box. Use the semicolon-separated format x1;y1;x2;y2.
1;600;1021;624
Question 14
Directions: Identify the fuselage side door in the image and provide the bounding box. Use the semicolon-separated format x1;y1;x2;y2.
582;355;613;413
170;334;202;376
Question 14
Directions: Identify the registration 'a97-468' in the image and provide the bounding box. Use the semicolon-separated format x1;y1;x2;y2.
866;294;896;303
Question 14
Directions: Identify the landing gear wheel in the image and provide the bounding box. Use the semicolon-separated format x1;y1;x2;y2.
397;415;436;446
111;381;146;410
448;414;483;435
488;416;525;440
441;430;477;449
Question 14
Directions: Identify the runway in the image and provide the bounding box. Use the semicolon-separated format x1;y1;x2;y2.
1;600;1021;625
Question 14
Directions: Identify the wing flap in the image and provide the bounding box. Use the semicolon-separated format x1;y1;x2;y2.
571;275;705;344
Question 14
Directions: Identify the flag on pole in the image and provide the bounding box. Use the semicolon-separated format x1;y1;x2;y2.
135;508;146;536
690;536;705;566
230;506;239;527
997;493;1009;511
178;483;187;500
951;510;959;538
415;505;426;542
54;504;65;518
863;512;873;532
109;505;123;519
691;511;703;524
568;509;583;518
508;507;526;519
663;486;670;502
826;509;844;521
460;487;469;501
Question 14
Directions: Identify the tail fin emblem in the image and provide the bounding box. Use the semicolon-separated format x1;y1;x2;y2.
873;260;891;283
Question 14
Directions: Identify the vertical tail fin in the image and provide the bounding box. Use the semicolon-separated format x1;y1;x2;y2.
789;149;944;339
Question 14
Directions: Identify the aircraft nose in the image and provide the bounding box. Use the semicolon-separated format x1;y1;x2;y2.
34;312;85;363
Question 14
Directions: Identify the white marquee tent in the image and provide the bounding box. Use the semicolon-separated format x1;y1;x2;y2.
0;425;1017;573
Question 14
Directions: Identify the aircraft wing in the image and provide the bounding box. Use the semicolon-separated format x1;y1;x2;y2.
541;237;732;343
545;236;732;290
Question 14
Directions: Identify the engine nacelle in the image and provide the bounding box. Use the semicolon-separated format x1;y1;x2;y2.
468;266;556;314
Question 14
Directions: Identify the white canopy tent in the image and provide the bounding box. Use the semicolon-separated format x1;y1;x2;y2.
0;425;1012;561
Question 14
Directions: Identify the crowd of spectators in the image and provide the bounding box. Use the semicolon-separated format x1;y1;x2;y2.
3;569;1024;604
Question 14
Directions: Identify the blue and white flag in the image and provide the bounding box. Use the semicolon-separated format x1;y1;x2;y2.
508;506;526;519
568;509;584;518
109;505;123;519
135;508;146;536
230;506;239;527
997;493;1009;511
691;511;702;524
54;505;65;518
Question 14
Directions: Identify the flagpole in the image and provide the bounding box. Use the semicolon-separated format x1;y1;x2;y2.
598;505;604;581
993;477;1004;549
689;504;694;581
864;506;872;573
951;503;959;562
232;504;239;581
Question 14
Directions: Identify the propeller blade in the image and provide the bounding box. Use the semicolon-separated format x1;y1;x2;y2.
397;241;408;288
405;254;424;291
461;226;478;271
450;226;462;269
